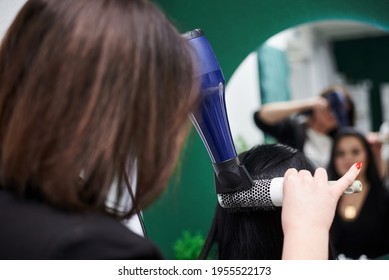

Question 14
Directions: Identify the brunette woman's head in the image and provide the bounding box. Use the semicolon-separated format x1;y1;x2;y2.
0;0;199;216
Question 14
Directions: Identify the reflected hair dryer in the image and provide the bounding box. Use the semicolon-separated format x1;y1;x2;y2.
325;91;349;127
183;29;361;208
303;91;350;128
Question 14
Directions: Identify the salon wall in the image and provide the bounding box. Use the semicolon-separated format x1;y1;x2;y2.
145;0;389;259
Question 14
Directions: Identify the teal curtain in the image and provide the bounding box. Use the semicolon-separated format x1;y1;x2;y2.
257;44;290;104
257;44;290;143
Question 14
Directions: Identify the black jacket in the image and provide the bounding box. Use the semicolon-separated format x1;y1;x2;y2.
253;111;307;151
0;189;163;260
331;188;389;259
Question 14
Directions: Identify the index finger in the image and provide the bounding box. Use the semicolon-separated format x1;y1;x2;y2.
333;162;362;197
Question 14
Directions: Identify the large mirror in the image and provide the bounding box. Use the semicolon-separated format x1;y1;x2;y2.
225;20;389;153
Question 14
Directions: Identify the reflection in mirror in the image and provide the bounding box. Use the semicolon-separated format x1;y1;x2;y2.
226;20;389;260
226;20;388;152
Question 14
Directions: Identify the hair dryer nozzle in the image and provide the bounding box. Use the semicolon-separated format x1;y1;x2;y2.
213;158;254;194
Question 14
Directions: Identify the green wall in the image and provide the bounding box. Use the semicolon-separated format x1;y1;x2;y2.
144;0;389;259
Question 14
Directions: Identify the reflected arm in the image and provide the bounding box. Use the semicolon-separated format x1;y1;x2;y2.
256;97;322;125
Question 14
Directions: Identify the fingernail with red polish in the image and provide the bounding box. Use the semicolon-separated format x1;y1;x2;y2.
356;162;362;170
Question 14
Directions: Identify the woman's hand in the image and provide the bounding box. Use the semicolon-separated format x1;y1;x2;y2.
281;162;361;259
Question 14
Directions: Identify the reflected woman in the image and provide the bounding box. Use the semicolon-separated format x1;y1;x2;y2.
328;128;389;259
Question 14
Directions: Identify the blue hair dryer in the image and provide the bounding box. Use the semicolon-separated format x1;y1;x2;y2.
183;29;253;193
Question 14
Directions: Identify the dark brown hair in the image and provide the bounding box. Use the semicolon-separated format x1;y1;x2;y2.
0;0;199;216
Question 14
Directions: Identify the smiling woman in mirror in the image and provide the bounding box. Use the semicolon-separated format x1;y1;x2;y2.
327;128;389;259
